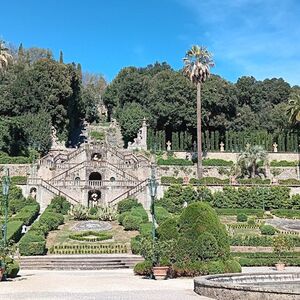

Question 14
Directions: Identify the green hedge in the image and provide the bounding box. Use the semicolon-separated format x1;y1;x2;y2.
272;209;300;219
202;159;233;166
4;257;20;278
10;176;28;185
270;160;298;167
190;177;230;185
161;176;183;185
236;178;271;185
232;252;300;259
238;257;300;267
11;204;40;226
215;208;264;216
231;235;300;247
19;232;47;256
157;157;193;166
6;220;23;242
49;243;128;254
278;179;300;186
19;196;69;256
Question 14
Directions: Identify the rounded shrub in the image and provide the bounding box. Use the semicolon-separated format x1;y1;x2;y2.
134;260;152;276
117;198;141;214
157;218;178;241
130;207;148;223
179;202;230;259
4;257;20;278
139;223;152;237
131;235;142;254
260;224;276;235
207;261;225;274
224;259;242;273
123;215;143;231
118;211;130;225
197;232;219;261
39;212;64;231
237;213;248;222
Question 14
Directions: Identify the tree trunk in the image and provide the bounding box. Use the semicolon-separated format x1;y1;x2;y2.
196;82;203;179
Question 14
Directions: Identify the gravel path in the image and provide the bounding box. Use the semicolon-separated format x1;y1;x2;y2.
1;269;211;300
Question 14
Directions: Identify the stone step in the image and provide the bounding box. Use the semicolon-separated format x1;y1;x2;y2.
19;254;143;270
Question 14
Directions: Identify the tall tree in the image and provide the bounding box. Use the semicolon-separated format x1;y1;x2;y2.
287;91;300;126
59;50;64;63
0;40;13;71
183;45;214;178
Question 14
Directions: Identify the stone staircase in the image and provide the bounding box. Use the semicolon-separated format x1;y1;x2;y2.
19;254;144;270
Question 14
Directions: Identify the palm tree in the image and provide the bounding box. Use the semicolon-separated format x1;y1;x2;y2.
237;144;268;178
287;91;300;126
183;45;214;178
0;40;13;71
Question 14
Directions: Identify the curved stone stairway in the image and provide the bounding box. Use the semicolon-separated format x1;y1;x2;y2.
19;254;144;270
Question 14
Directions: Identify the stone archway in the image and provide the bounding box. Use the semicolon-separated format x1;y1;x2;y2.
88;190;102;207
89;172;102;181
29;187;37;199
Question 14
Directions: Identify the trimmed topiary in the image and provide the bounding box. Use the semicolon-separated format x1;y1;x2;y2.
157;218;178;241
4;257;20;278
133;260;152;276
207;261;225;274
260;224;276;235
237;213;248;222
155;206;171;224
197;232;219;261
179;202;230;259
117;198;141;214
123;215;143;231
19;232;46;255
224;259;242;273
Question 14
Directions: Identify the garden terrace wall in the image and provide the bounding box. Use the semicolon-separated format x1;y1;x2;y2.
0;164;30;177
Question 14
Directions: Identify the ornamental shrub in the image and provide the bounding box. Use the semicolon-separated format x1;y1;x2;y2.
197;232;219;261
179;202;230;259
260;224;276;235
207;261;225;274
130;207;148;223
155;206;171;224
139;223;152;237
224;259;242;273
118;211;130;225
19;232;46;255
4;257;20;278
157;218;178;241
237;213;248;222
123;215;143;231
160;176;183;185
48;196;70;214
131;235;142;254
133;260;152;276
11;204;40;226
39;212;64;231
117;198;141;214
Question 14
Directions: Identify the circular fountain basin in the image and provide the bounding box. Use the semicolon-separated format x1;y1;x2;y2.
194;272;300;300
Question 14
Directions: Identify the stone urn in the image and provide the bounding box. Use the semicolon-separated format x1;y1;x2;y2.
152;266;169;280
275;263;285;271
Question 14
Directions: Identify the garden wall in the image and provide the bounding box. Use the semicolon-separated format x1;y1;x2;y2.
0;164;30;177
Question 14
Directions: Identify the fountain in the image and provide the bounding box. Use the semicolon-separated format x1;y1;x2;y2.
194;272;300;299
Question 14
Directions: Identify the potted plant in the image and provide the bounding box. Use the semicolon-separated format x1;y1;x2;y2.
273;235;294;271
151;241;172;280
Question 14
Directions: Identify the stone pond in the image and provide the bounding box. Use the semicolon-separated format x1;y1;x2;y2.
194;272;300;300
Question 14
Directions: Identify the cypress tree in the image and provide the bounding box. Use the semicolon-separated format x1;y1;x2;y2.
210;131;215;151
225;131;229;152
215;131;220;151
18;43;25;63
205;130;210;151
77;63;82;80
59;50;64;63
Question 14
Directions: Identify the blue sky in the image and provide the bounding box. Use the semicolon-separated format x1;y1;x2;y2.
1;0;300;85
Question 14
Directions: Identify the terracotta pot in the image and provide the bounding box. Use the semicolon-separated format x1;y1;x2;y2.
275;263;285;271
0;267;4;281
152;266;169;280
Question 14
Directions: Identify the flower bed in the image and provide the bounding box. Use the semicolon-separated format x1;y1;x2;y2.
68;231;113;242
